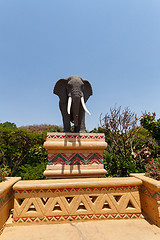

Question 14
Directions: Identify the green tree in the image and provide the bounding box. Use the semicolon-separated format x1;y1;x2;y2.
19;124;62;133
140;112;160;146
15;144;47;179
99;106;155;177
0;125;45;176
0;121;17;129
17;162;46;180
0;122;64;179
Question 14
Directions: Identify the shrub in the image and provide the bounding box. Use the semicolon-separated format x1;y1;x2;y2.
140;112;160;146
17;161;46;180
0;126;46;176
99;105;152;177
0;164;11;182
145;157;160;180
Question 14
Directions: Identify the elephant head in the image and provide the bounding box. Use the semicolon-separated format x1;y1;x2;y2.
53;76;93;132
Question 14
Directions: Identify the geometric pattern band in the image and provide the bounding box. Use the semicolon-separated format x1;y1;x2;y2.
0;189;14;210
140;185;160;201
15;185;139;194
14;213;143;223
47;153;104;165
47;134;105;140
13;184;142;224
15;185;139;195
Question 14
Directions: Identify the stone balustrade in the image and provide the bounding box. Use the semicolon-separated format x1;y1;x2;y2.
130;173;160;227
0;177;21;231
13;177;143;224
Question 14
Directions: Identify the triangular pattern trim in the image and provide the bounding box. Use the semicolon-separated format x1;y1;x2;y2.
46;134;105;140
14;186;139;195
140;185;160;201
13;213;143;223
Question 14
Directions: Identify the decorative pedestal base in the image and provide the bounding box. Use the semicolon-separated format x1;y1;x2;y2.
43;133;107;179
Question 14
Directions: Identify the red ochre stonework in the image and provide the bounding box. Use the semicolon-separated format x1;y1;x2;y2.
13;183;142;224
46;134;105;140
14;213;143;223
47;153;104;165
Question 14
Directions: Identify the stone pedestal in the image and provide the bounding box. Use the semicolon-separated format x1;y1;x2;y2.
43;133;107;179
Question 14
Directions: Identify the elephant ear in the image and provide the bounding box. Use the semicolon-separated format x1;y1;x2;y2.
83;80;93;102
53;79;68;103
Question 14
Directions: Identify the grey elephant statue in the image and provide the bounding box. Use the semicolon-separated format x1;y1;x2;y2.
54;76;93;133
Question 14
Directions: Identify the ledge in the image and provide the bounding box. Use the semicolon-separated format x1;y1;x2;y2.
44;141;107;150
46;132;106;140
44;132;107;150
13;177;142;190
130;173;160;191
0;177;21;195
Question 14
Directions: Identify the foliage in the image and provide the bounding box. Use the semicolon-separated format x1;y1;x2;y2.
15;145;47;179
0;121;17;129
0;127;44;175
140;112;160;145
99;105;155;177
0;124;46;177
1;114;160;180
145;157;160;180
0;164;11;182
0;122;63;180
17;161;46;180
19;124;62;133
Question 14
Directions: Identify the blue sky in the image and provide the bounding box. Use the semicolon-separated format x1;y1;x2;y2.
0;0;160;131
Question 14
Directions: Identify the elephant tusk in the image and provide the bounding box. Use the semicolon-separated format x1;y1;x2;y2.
67;97;72;115
81;97;91;116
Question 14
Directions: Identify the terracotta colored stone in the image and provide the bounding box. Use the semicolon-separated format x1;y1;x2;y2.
130;173;160;227
43;133;107;179
12;177;142;224
2;218;160;240
0;177;21;231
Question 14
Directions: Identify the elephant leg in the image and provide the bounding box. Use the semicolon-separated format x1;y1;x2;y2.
74;126;79;133
59;102;71;132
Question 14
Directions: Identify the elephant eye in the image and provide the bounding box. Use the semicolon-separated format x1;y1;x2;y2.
81;84;84;89
67;83;72;91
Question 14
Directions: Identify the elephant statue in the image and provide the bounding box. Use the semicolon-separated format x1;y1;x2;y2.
53;76;93;133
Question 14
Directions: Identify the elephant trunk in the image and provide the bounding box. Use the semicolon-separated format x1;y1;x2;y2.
72;96;80;127
67;95;91;127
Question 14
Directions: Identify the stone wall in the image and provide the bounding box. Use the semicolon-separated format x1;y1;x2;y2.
130;173;160;227
0;177;21;231
13;177;142;224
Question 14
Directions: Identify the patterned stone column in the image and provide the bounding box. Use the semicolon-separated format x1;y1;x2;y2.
43;133;107;179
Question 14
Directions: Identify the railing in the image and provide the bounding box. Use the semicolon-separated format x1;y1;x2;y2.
13;177;142;224
0;177;21;231
131;173;160;227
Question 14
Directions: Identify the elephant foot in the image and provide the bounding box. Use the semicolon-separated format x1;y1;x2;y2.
63;122;71;132
74;126;79;133
74;126;86;133
63;130;71;132
63;127;71;132
79;129;86;133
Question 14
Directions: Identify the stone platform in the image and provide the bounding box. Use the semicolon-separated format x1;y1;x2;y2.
43;133;107;179
2;218;160;240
